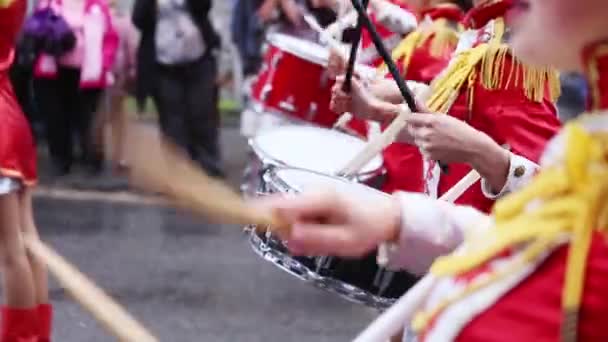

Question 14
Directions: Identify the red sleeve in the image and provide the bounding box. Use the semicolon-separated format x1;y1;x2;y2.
470;58;562;163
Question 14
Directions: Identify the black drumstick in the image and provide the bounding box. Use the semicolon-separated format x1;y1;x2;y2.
342;0;369;92
348;0;450;174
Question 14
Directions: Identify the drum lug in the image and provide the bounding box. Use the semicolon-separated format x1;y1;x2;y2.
315;256;333;272
261;52;283;102
278;97;296;112
261;85;273;101
306;103;318;122
373;269;395;297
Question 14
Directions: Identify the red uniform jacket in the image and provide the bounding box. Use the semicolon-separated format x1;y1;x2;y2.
382;5;463;194
0;0;37;185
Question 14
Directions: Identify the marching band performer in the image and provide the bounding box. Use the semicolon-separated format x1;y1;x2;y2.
329;0;468;194
259;0;608;339
332;0;562;212
0;0;51;341
380;0;467;194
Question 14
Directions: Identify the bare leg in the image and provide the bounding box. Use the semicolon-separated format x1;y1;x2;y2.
19;189;48;305
0;191;36;308
108;93;128;168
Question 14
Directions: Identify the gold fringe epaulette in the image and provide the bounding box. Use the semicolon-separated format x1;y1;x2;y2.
411;118;608;341
378;18;460;75
0;0;15;8
426;18;561;113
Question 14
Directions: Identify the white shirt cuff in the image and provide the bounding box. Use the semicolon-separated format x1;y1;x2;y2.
481;153;539;199
375;2;418;34
384;193;484;275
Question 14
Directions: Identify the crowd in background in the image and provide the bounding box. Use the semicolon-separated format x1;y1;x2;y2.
10;0;224;180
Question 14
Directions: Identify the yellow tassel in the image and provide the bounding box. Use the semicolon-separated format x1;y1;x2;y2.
378;18;460;76
0;0;14;7
414;121;608;336
427;17;561;114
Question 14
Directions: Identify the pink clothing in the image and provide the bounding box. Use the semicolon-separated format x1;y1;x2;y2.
111;14;137;75
34;0;118;89
57;2;87;67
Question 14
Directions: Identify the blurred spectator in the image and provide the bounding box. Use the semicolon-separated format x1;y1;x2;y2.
32;0;119;176
133;0;223;177
557;72;588;123
230;0;264;77
93;0;138;173
231;0;337;78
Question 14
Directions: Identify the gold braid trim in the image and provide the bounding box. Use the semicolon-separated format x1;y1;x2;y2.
0;0;15;7
412;119;608;341
426;18;561;114
378;19;460;76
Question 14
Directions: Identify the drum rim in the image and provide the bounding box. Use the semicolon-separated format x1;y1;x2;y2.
248;124;385;178
264;166;390;198
266;32;329;67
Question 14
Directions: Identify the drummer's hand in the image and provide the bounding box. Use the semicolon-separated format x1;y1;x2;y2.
260;190;402;258
330;76;378;117
328;47;347;79
258;0;279;23
407;113;492;164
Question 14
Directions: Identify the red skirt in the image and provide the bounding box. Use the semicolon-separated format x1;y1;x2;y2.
0;73;37;186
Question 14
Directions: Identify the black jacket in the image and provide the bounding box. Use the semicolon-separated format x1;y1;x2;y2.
132;0;221;53
131;0;220;108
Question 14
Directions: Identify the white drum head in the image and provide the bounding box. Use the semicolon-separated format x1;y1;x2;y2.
267;33;329;66
275;168;387;200
251;125;383;176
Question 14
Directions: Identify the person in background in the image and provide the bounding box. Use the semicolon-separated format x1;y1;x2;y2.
557;72;588;123
33;0;118;176
93;0;138;173
0;0;52;340
132;0;224;177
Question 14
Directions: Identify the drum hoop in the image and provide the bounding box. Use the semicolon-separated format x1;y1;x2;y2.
266;33;329;67
248;123;385;178
264;166;389;198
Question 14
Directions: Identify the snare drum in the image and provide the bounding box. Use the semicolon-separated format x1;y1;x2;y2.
248;167;418;309
250;33;338;127
241;125;385;197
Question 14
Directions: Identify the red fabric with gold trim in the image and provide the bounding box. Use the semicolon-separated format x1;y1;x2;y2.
462;0;513;29
0;0;37;186
380;5;462;194
452;233;608;341
437;55;560;213
583;42;608;111
360;0;413;67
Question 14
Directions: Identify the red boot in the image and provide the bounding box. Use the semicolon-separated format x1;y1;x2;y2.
1;307;38;342
37;305;52;342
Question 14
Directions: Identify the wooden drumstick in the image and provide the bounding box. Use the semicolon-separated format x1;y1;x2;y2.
337;106;410;176
120;122;289;233
333;113;353;130
353;275;435;342
24;237;158;342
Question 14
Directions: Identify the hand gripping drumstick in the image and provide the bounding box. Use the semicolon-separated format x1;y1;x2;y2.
121;122;289;233
24;237;158;342
347;0;449;174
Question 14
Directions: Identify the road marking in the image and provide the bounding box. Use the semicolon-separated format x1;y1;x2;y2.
34;186;168;206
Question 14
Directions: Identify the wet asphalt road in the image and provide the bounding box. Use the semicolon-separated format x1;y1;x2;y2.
34;128;375;342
